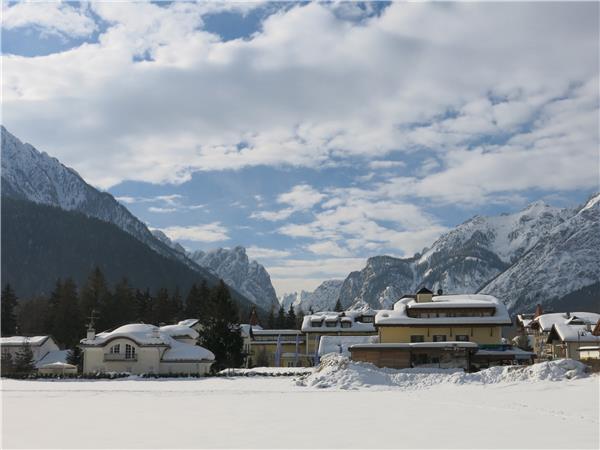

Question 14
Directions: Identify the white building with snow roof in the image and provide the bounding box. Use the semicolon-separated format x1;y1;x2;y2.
0;336;60;365
80;323;214;375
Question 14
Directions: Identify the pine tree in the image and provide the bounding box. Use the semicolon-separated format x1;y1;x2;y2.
170;287;183;322
184;283;201;318
134;289;152;323
1;284;18;336
309;307;315;315
153;288;171;325
334;299;343;312
80;267;111;330
276;305;286;328
198;281;243;371
296;309;305;330
13;342;35;377
110;278;136;327
66;346;83;372
286;304;297;329
49;278;83;348
267;309;275;329
1;351;14;376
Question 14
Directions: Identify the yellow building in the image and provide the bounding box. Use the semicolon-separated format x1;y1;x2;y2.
350;288;515;370
247;329;310;367
301;310;378;364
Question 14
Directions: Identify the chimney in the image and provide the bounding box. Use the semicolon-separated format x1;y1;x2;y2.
437;289;443;296
416;287;433;303
152;326;160;339
534;304;543;318
86;327;96;341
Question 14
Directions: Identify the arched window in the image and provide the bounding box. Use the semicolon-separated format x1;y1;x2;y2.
125;344;136;360
109;344;120;354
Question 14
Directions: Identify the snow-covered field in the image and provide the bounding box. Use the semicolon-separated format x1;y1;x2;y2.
2;361;598;449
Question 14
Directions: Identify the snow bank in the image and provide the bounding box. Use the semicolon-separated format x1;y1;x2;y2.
296;354;589;390
218;367;313;376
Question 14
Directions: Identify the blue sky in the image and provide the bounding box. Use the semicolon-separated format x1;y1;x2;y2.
2;1;598;295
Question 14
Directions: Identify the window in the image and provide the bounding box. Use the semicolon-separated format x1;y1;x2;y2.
310;321;322;328
109;344;120;354
360;316;374;323
433;335;447;342
325;321;338;328
455;335;469;341
125;344;136;359
410;335;425;343
341;321;352;328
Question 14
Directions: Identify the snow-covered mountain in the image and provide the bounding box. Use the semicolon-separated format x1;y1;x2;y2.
189;247;280;313
336;198;596;313
480;194;600;311
1;126;190;267
280;279;344;313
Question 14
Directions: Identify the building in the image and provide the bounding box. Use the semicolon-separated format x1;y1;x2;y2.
318;335;379;358
529;312;600;360
302;309;378;364
349;288;516;370
544;317;600;360
0;336;60;366
80;323;214;375
247;328;309;367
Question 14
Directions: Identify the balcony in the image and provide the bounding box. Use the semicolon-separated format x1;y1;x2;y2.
103;353;137;362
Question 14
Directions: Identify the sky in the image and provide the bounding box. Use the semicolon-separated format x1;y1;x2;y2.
2;1;599;297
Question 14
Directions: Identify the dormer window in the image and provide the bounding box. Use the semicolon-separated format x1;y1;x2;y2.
360;316;374;323
310;320;323;328
325;320;338;328
341;321;351;328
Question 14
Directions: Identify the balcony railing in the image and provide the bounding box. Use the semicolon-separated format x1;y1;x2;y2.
103;353;137;361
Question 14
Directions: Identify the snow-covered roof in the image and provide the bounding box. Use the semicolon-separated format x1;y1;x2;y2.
80;323;214;362
578;346;600;351
318;335;378;357
252;329;301;336
548;323;600;344
301;311;376;333
350;342;479;350
37;361;77;370
35;350;69;368
0;336;52;346
177;319;200;328
376;294;511;326
534;312;600;332
239;324;263;337
159;324;199;340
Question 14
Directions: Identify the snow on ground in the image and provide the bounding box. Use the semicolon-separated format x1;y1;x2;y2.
218;366;312;376
297;355;590;390
1;364;598;449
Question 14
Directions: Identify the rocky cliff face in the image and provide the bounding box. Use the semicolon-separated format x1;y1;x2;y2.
1;126;191;267
189;247;280;313
335;198;596;313
479;194;600;312
280;279;344;312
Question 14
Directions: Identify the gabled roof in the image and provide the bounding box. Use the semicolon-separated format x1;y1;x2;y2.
0;336;52;347
534;312;600;332
416;287;433;294
546;323;600;344
375;294;511;326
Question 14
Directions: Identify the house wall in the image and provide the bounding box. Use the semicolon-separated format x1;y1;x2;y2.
250;342;309;367
158;362;212;375
378;326;503;345
1;338;60;364
82;338;164;374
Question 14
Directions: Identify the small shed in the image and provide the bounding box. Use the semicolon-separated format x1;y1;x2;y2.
37;361;78;376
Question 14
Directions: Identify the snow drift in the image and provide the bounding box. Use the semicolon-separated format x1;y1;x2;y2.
296;354;589;390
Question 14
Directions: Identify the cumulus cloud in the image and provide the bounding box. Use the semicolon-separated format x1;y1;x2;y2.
3;1;597;201
252;184;325;221
246;246;292;260
161;223;229;242
2;2;97;38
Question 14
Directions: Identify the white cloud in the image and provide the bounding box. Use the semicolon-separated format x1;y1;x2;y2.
368;160;406;170
161;223;229;243
306;241;351;257
4;2;596;199
246;246;292;260
252;184;325;221
3;2;97;38
148;206;177;214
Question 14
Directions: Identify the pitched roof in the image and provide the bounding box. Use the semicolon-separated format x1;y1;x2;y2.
0;336;51;347
416;287;433;294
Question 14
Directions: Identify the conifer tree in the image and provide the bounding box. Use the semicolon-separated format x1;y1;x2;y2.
184;283;201;318
134;289;152;323
1;284;18;336
80;267;111;330
110;278;136;327
296;309;305;330
153;288;171;325
286;304;297;329
334;299;343;312
48;278;83;348
66;346;83;372
13;342;35;376
1;351;14;376
170;287;184;322
198;281;243;371
276;305;286;328
267;309;275;329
